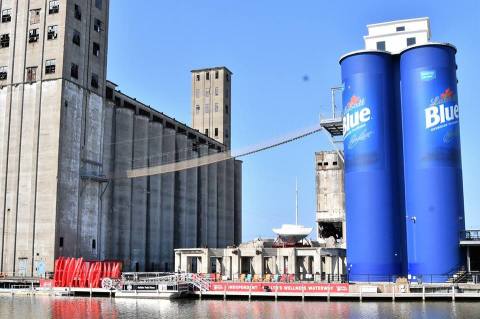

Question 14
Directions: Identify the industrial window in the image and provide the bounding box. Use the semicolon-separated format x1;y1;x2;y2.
47;25;58;40
1;34;10;48
1;9;12;23
91;73;99;88
71;63;79;79
73;29;80;46
323;162;328;166
407;37;416;46
215;71;219;79
206;72;210;80
214;103;219;112
45;59;56;74
317;162;322;167
205;88;210;96
30;9;41;25
333;161;338;166
94;19;102;32
196;74;200;81
74;4;81;20
226;73;230;82
0;66;7;80
376;41;386;51
195;105;200;114
95;0;102;10
93;42;100;56
204;104;210;113
205;128;209;136
215;87;219;96
214;128;218;137
396;26;405;32
28;29;39;43
59;237;64;248
225;104;229;114
49;1;60;14
26;67;37;82
92;239;96;250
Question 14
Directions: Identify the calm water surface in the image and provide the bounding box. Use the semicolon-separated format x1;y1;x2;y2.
1;296;479;319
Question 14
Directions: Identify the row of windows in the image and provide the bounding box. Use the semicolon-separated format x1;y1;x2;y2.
205;128;229;138
195;104;229;114
195;71;230;82
0;29;102;59
1;2;103;27
0;61;100;89
317;161;338;167
376;37;416;51
195;87;229;98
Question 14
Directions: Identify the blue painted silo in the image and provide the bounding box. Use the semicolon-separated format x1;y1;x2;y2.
340;51;407;282
400;43;465;281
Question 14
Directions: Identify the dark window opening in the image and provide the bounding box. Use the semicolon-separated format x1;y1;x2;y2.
92;239;96;250
26;67;37;82
1;9;12;23
396;26;405;32
59;237;64;248
407;37;416;46
93;42;100;56
214;128;218;137
376;41;386;51
215;71;219;79
225;104;229;114
317;162;322;167
323;162;328;166
45;59;56;74
106;87;113;100
205;128;209;136
318;222;343;241
70;63;78;79
28;29;39;43
225;129;229;139
0;66;7;80
94;19;102;32
1;34;10;48
206;72;210;80
47;25;58;40
333;161;338;166
196;74;200;81
49;1;60;14
74;4;81;20
91;73;99;88
226;73;230;82
30;9;40;25
73;30;80;46
95;0;102;10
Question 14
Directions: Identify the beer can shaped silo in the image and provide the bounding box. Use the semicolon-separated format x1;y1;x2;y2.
340;51;407;282
400;43;465;281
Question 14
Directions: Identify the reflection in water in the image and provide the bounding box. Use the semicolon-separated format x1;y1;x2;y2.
1;296;480;319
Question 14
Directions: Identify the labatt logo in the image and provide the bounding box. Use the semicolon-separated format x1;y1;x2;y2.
343;95;371;136
425;88;459;130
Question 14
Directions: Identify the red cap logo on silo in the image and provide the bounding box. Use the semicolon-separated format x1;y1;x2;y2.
425;88;459;131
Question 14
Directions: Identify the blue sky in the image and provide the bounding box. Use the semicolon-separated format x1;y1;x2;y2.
107;0;480;240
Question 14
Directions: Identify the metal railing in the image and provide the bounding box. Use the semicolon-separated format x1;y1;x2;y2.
461;230;480;241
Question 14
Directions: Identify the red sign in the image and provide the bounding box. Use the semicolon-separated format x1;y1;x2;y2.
209;282;349;293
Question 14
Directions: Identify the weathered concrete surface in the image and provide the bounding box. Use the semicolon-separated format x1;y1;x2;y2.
225;158;235;246
234;160;243;245
146;121;163;271
185;139;198;248
174;134;187;249
207;148;218;248
112;108;134;263
160;127;176;271
197;144;209;247
130;115;149;271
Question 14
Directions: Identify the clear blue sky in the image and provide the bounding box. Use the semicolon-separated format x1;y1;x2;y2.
107;0;480;241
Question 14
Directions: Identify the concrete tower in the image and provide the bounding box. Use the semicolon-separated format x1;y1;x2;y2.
315;151;345;248
0;0;109;275
191;67;232;149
